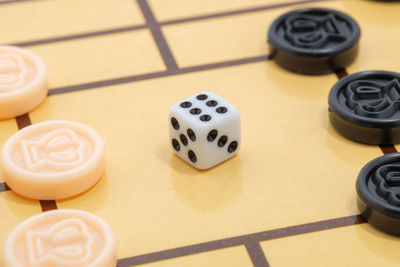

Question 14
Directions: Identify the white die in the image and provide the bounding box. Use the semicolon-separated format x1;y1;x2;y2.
169;91;241;169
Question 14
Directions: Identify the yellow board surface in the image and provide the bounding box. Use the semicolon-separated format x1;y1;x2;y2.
1;0;400;266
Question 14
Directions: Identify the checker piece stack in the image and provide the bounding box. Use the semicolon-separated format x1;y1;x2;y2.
0;46;117;267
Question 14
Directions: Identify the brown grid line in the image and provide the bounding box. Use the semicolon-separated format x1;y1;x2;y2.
137;0;178;71
117;215;365;266
4;0;324;49
128;1;266;264
0;182;11;192
15;113;32;129
245;242;270;267
11;0;323;97
15;114;58;211
48;55;270;95
380;145;398;154
160;0;325;26
39;200;58;212
334;68;348;80
12;25;147;47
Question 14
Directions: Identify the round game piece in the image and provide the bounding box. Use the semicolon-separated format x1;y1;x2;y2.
267;8;360;74
328;70;400;145
0;120;105;199
0;46;48;119
3;209;118;267
357;153;400;235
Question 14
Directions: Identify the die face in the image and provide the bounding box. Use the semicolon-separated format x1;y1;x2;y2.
170;91;239;127
169;112;241;169
169;91;241;169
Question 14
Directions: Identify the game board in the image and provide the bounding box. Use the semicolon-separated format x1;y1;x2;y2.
1;0;400;266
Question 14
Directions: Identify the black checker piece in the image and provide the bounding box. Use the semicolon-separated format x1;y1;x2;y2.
328;71;400;145
357;153;400;235
267;8;360;74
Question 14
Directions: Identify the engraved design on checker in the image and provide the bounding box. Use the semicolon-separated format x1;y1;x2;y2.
0;53;29;92
4;209;117;267
21;129;85;172
285;13;346;48
26;219;93;266
373;165;400;206
0;46;48;120
344;79;400;119
1;120;104;199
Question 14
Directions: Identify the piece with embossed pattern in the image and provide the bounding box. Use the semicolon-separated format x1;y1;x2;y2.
329;70;400;144
0;46;49;119
357;153;400;235
0;120;105;199
268;8;360;74
4;209;118;267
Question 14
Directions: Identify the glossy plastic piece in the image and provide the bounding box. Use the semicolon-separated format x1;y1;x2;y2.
267;8;360;74
329;70;400;144
357;153;400;235
1;120;105;199
0;46;49;119
4;209;118;267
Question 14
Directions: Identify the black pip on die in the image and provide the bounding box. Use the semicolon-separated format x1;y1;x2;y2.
169;91;241;169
